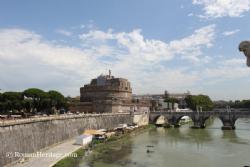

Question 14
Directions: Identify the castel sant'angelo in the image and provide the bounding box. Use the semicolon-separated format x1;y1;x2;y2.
70;70;150;113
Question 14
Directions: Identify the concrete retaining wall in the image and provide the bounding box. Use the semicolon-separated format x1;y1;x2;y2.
0;114;132;166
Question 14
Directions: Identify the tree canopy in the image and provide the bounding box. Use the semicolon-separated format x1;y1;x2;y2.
0;89;67;116
48;91;65;107
185;95;214;111
0;93;3;101
2;92;24;101
23;88;47;100
214;100;250;108
164;97;178;103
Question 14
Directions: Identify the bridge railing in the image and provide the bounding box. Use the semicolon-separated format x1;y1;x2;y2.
150;109;250;116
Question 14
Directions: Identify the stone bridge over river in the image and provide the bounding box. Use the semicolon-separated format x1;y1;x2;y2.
149;109;250;130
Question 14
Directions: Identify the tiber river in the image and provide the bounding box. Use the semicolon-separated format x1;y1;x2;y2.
78;118;250;167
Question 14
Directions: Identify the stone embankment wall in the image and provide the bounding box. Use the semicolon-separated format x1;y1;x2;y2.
133;112;149;126
0;113;133;166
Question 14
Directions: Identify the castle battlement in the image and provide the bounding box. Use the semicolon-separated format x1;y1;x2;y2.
69;70;150;113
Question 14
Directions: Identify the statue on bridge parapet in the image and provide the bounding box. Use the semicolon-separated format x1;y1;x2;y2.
239;40;250;67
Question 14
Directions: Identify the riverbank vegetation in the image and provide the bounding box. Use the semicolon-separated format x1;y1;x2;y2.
52;148;85;167
0;88;68;116
53;125;155;167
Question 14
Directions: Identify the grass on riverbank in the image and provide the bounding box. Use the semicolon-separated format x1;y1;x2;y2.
53;148;85;167
53;124;155;167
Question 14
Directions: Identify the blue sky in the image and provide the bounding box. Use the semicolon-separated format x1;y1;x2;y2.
0;0;250;100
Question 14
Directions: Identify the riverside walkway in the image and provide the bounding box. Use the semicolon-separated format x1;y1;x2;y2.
1;112;133;167
10;139;81;167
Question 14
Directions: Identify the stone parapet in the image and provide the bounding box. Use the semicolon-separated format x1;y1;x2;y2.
81;85;132;93
0;113;130;127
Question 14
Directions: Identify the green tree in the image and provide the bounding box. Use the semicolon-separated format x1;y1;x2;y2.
0;88;67;115
3;92;23;101
40;98;52;114
23;88;47;99
48;90;66;110
227;100;250;108
241;100;250;108
0;102;6;114
22;99;33;113
3;100;12;113
164;97;178;103
185;95;214;111
164;97;179;109
1;92;24;113
0;93;3;102
23;88;48;113
0;93;3;113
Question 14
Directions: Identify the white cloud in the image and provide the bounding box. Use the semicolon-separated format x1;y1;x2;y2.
79;25;216;63
168;25;215;62
0;28;104;95
221;58;245;66
56;29;72;36
1;25;249;100
0;26;216;96
193;0;250;18
202;58;249;80
196;57;250;100
78;26;216;93
222;29;240;36
79;29;114;41
0;25;250;97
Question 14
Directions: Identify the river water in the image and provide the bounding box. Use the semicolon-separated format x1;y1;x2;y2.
79;118;250;167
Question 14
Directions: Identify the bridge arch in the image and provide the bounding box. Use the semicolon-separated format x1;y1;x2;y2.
153;115;167;125
149;110;250;129
163;115;193;127
149;114;165;124
178;115;192;124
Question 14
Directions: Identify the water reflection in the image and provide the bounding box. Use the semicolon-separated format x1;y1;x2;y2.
79;118;250;167
161;125;213;145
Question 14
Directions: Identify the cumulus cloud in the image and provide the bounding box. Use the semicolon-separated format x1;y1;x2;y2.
0;28;104;95
202;58;249;81
222;29;240;36
77;25;216;94
0;26;216;95
193;0;250;18
56;29;72;36
79;25;216;63
1;25;249;99
168;25;215;62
